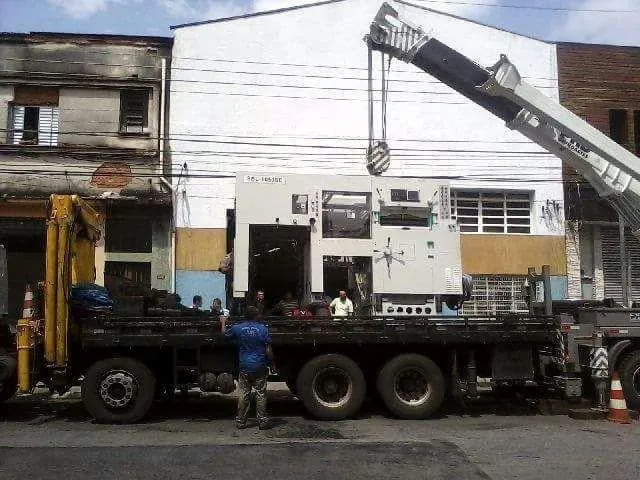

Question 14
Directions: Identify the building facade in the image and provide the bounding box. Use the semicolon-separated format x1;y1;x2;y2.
0;32;173;321
169;0;566;312
557;42;640;305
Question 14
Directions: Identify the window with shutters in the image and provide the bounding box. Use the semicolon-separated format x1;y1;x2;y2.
10;106;59;146
119;90;149;134
451;191;532;234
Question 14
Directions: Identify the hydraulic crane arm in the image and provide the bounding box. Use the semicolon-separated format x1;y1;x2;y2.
366;2;640;234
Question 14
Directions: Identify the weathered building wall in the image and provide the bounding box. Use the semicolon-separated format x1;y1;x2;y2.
0;33;173;318
170;0;566;311
58;88;158;150
557;42;640;303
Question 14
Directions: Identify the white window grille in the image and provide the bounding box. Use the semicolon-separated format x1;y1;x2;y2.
451;190;531;234
462;275;529;316
11;106;59;146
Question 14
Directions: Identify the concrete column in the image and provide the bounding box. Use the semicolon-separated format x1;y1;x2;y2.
565;221;582;299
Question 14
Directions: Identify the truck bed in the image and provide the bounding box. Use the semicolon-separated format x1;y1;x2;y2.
80;314;558;348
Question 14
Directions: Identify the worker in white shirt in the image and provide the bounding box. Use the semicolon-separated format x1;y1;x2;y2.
330;290;354;317
211;297;230;316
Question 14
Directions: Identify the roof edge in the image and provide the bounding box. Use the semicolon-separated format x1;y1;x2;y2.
556;41;640;50
395;0;550;44
170;0;346;29
0;31;173;45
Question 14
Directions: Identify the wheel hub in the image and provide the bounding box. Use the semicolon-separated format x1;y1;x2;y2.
395;368;430;405
633;366;640;394
313;368;352;407
99;371;137;409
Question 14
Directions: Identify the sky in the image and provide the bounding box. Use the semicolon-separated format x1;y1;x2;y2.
0;0;639;45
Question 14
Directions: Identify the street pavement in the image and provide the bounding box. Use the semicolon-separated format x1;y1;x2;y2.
1;383;639;480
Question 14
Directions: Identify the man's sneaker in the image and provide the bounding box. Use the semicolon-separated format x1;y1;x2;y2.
235;421;248;430
258;419;270;430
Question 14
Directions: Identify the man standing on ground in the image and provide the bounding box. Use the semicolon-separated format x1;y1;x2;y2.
221;306;273;429
330;290;354;317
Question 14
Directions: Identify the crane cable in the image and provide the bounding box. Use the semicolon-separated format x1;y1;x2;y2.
365;37;392;175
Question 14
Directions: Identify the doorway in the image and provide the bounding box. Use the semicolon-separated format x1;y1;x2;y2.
0;218;46;323
248;225;310;311
323;256;372;315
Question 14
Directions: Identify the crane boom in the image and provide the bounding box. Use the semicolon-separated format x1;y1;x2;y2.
367;2;640;234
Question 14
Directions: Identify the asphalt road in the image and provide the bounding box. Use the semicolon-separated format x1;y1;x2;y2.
1;384;639;480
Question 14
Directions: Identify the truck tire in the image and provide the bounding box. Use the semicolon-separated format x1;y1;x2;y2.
296;354;365;419
376;354;445;419
82;357;156;423
618;350;640;409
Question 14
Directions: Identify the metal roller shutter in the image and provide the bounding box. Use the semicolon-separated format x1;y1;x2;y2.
601;227;640;303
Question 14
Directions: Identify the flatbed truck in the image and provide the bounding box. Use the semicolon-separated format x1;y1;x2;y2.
3;2;640;423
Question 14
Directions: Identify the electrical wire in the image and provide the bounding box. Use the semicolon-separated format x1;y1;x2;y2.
0;128;543;144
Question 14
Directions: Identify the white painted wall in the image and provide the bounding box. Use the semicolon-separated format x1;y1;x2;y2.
170;0;563;234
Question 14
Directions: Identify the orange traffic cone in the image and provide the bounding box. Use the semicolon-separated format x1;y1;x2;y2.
607;372;632;424
22;284;34;320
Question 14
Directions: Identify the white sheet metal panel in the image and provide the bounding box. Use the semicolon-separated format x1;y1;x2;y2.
233;172;462;297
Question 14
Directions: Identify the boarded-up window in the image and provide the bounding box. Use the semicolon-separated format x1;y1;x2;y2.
11;106;59;146
119;90;149;134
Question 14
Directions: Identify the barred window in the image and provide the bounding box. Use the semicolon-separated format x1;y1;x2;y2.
451;191;531;234
462;275;528;316
119;89;149;134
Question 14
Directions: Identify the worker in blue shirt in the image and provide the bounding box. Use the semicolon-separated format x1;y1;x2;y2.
221;305;273;429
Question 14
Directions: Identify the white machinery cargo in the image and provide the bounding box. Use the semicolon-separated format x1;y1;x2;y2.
233;172;469;315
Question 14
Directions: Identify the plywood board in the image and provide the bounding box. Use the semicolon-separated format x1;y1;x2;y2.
176;228;227;271
461;235;566;275
0;202;47;218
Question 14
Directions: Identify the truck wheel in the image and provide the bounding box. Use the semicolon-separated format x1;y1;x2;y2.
296;354;365;419
82;357;156;423
618;350;640;409
377;354;445;419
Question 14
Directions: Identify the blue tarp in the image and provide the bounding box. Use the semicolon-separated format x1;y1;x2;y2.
70;283;113;316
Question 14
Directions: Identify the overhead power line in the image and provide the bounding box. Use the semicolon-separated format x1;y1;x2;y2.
0;128;542;144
